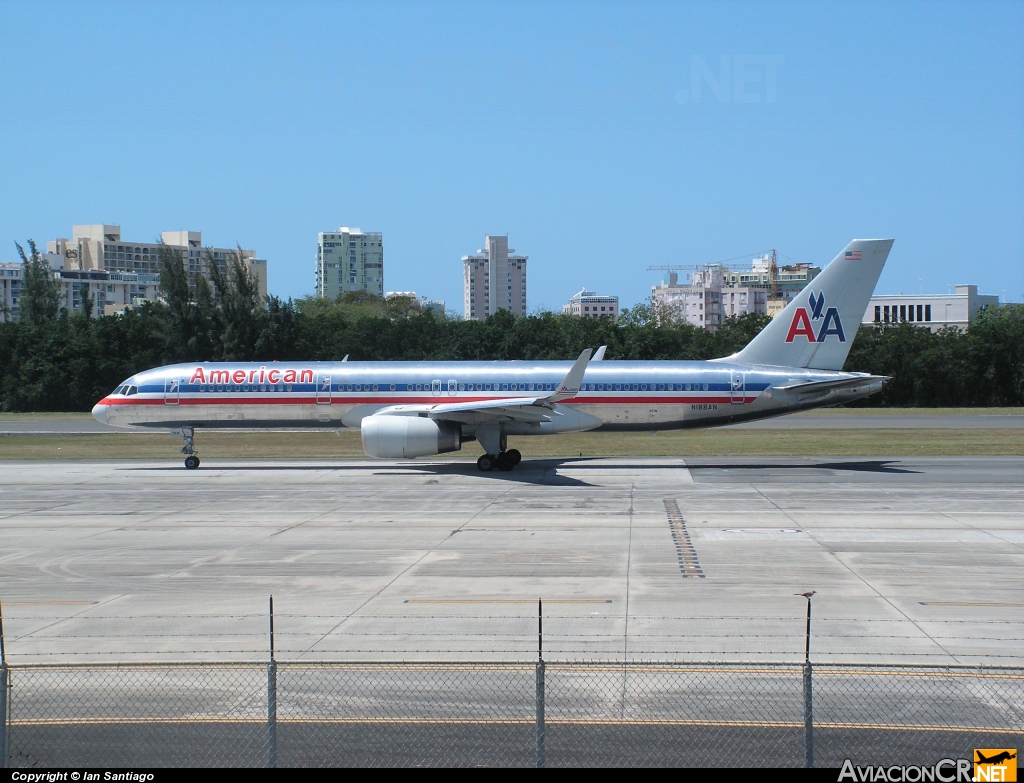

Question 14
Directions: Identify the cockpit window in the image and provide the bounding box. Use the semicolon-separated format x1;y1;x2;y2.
125;385;138;396
113;385;124;395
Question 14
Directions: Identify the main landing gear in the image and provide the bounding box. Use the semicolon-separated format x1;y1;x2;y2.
476;449;522;472
180;427;201;470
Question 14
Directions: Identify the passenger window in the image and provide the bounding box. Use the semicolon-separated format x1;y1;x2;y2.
502;384;508;391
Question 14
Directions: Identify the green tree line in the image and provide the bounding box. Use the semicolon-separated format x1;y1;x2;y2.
1;243;1021;410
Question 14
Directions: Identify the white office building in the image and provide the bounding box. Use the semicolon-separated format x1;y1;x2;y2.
463;235;527;321
652;256;821;331
562;288;619;320
0;263;25;322
652;267;724;330
0;260;162;321
862;285;1000;332
316;227;384;300
45;224;267;303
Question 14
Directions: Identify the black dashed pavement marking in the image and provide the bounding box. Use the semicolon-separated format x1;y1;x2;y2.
664;497;705;579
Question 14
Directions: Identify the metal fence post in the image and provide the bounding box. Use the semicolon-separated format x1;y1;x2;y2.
535;598;545;769
1;599;8;770
799;591;815;768
803;661;814;768
0;662;8;770
267;596;277;769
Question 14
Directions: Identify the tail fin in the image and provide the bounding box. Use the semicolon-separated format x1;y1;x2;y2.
728;239;894;370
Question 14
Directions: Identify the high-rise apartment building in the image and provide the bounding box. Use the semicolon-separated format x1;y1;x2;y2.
463;235;527;321
316;227;384;300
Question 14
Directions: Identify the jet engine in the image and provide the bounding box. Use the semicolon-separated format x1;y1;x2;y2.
361;415;462;458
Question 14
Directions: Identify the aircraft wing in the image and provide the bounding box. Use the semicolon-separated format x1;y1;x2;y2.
427;396;554;423
371;349;594;425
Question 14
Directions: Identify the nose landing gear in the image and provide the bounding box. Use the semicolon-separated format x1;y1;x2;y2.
179;427;201;469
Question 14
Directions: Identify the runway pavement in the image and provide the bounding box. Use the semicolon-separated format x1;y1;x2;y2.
1;456;1021;667
2;411;1023;434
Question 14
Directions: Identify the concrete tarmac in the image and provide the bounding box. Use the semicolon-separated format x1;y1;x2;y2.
2;411;1023;434
0;457;1021;665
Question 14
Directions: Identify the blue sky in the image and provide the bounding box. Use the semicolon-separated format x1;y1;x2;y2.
2;0;1022;313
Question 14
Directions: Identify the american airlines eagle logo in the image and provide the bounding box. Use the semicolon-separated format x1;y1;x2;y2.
785;291;846;343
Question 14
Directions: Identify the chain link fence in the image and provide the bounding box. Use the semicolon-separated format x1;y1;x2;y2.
1;660;1021;767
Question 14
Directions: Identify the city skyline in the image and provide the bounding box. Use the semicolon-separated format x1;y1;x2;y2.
1;1;1021;314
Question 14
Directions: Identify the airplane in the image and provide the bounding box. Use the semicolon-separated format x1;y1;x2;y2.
976;751;1016;765
92;239;894;471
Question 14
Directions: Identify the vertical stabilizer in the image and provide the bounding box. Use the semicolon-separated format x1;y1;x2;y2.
729;239;894;370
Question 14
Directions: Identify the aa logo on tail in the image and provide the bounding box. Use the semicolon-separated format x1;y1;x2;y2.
785;291;846;343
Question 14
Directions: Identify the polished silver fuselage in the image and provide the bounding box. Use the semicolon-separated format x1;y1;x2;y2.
93;359;882;432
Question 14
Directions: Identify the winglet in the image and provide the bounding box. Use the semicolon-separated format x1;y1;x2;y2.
592;345;607;361
545;348;592;402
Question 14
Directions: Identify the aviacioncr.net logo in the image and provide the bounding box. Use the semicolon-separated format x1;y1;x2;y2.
838;758;972;782
786;290;846;344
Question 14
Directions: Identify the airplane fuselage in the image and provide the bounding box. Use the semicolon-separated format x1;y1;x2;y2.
93;359;882;433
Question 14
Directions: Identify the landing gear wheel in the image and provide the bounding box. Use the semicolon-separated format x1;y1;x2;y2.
477;454;496;472
497;452;515;471
184;455;201;470
506;449;522;466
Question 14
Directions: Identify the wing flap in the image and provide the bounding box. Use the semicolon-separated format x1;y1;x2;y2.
427;396;553;423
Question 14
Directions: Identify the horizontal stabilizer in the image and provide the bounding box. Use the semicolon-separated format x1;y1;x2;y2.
768;375;887;401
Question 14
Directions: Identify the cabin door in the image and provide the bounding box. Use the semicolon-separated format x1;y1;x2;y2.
317;374;332;405
730;371;745;404
164;377;180;406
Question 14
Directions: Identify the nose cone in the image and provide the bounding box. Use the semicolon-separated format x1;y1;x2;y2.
92;402;108;425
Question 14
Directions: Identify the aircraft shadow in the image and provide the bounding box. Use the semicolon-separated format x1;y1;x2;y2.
685;459;920;475
122;458;600;486
122;457;916;481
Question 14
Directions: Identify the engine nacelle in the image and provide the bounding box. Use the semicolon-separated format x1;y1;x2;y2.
361;415;462;458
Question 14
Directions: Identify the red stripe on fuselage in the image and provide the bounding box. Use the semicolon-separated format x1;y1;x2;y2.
99;395;757;407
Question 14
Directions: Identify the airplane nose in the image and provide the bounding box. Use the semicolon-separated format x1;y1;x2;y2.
92;403;108;425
